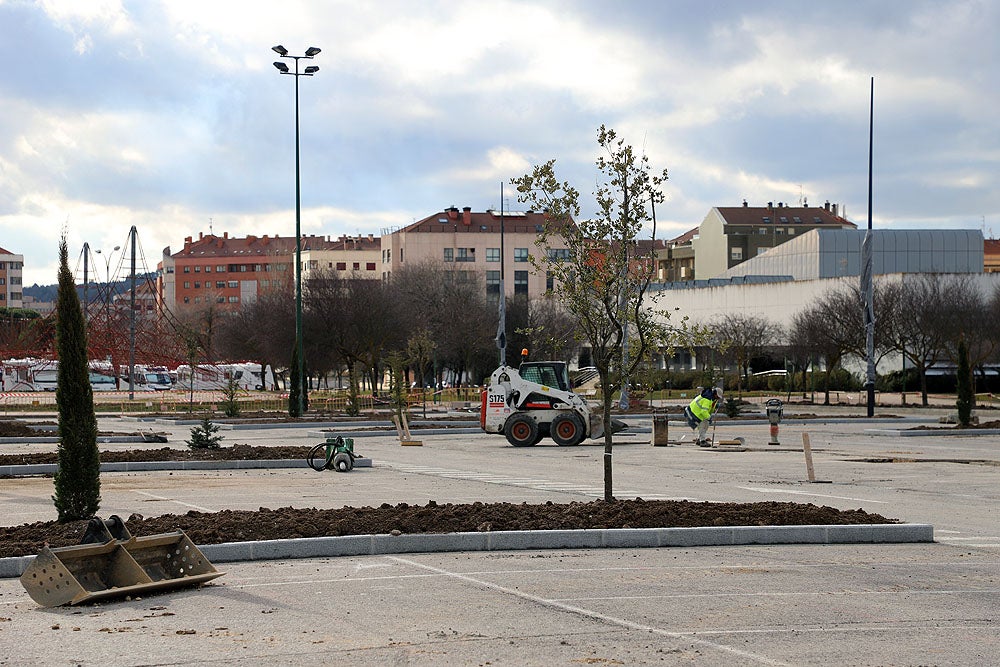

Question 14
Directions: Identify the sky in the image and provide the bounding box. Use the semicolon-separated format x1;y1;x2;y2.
1;0;997;287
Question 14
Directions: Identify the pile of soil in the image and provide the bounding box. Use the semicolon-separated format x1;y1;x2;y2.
0;444;312;466
0;500;895;559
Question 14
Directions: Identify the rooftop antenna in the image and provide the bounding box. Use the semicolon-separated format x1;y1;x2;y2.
209;217;214;235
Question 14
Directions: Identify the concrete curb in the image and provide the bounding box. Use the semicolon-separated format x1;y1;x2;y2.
0;458;373;476
865;428;1000;437
0;523;933;579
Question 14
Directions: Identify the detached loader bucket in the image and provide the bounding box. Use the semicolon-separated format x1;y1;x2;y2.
20;530;223;607
588;414;629;441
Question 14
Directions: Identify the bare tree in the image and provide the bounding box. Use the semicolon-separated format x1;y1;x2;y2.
712;313;781;396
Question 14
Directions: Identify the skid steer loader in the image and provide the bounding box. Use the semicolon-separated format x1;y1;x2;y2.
480;361;622;447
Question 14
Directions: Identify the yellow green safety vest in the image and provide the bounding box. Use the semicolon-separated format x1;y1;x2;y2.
688;394;716;421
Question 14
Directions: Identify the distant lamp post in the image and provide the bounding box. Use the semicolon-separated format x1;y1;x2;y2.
94;246;121;317
272;44;320;416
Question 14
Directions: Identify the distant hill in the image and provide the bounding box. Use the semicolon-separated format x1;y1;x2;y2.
24;273;157;304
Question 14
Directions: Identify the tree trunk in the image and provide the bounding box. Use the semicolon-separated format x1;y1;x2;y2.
600;369;614;501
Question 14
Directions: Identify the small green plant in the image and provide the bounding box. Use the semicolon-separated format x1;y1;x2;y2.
724;396;741;418
187;417;223;449
221;376;243;418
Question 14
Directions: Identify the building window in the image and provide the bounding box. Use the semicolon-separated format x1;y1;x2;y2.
0;278;5;285
399;248;403;263
547;248;570;261
228;296;239;303
486;270;500;295
217;265;226;273
486;248;500;262
217;296;225;303
184;282;191;289
457;270;472;283
183;266;190;273
9;277;20;285
216;281;225;288
353;262;360;270
183;297;190;304
194;266;201;273
194;282;201;288
514;248;528;262
443;248;454;262
457;248;475;262
546;271;554;291
366;262;375;271
228;280;238;288
514;270;528;294
336;262;347;271
731;247;743;261
193;297;201;304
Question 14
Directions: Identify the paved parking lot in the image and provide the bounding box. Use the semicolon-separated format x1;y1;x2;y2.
1;408;999;664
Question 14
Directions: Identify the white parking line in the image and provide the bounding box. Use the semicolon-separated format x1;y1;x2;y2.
736;486;889;504
387;555;791;666
133;491;215;512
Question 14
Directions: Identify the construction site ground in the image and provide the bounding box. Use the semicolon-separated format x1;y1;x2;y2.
0;398;998;665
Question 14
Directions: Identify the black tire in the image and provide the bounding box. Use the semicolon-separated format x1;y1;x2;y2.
550;413;585;446
333;452;353;472
505;414;539;447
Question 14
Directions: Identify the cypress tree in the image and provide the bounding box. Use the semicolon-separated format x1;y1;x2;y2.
52;234;101;521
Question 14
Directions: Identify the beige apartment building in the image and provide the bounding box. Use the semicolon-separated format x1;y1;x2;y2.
658;201;856;281
380;206;573;299
0;248;24;308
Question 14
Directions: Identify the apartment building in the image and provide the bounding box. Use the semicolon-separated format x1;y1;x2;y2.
380;206;574;299
158;232;383;313
0;248;24;308
301;234;380;279
658;201;857;281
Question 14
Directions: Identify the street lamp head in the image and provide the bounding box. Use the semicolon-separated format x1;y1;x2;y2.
304;65;319;74
305;47;321;57
272;45;288;56
273;61;289;73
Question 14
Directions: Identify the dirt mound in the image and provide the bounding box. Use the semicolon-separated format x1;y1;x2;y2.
0;500;896;559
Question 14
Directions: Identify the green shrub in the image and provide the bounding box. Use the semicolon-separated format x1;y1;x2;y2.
187;417;223;449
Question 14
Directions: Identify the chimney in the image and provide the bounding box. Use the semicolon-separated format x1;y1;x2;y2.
824;201;831;212
742;199;748;207
184;236;192;247
447;206;459;220
832;203;838;217
368;233;374;241
199;232;203;240
462;206;472;226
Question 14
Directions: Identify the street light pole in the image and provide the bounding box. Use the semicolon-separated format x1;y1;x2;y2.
273;44;320;416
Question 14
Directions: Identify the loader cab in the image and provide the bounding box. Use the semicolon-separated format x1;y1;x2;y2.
518;361;571;392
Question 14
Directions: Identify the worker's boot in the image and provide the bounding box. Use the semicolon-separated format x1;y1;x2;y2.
697;438;712;448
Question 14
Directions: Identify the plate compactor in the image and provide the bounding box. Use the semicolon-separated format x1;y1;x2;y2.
307;435;359;472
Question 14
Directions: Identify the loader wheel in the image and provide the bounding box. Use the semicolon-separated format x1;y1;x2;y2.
505;414;539;447
551;413;585;446
333;452;353;472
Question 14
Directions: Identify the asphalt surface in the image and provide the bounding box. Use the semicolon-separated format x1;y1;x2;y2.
1;403;998;665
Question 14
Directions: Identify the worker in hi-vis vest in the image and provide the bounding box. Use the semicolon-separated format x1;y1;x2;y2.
684;386;723;447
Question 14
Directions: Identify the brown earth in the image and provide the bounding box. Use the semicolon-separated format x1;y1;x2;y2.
0;420;897;560
0;500;895;559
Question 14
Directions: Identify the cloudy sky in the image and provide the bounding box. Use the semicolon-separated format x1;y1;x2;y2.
1;0;997;287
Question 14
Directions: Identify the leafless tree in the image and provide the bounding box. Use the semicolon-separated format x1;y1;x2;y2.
711;313;782;395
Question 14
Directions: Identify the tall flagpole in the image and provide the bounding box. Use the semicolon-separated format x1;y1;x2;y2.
862;76;876;417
